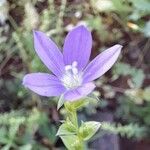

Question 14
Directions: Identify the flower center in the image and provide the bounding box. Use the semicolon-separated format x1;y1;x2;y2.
61;61;82;89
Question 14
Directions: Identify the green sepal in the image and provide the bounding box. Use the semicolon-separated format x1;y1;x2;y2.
64;99;89;112
79;121;101;141
87;93;100;101
72;99;89;109
57;94;65;110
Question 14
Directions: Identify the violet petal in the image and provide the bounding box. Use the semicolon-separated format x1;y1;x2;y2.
83;44;122;83
23;73;66;96
33;31;65;78
63;25;92;70
64;82;95;101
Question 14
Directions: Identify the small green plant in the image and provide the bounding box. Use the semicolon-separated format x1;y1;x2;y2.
0;109;57;150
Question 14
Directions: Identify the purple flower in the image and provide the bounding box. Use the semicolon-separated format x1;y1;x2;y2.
23;26;122;101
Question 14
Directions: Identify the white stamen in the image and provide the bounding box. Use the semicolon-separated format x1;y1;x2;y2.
72;67;78;75
72;61;78;67
61;61;82;89
65;65;72;71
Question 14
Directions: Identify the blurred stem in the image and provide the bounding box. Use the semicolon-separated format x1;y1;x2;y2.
49;0;55;15
9;15;41;107
12;32;29;67
55;0;66;44
136;38;150;67
40;0;55;31
8;15;18;31
9;15;30;71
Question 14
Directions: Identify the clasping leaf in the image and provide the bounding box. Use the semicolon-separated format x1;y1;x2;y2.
79;121;101;141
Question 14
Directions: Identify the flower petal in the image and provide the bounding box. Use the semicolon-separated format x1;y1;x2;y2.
33;31;65;78
64;82;95;101
23;73;66;97
83;44;122;83
63;25;92;70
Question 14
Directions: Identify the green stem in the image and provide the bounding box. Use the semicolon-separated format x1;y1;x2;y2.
64;102;85;150
71;110;78;129
55;0;66;44
64;102;78;128
59;100;100;150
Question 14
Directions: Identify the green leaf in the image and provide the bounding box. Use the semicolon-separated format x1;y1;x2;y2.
112;0;131;12
39;123;57;144
60;135;83;150
57;94;65;110
131;0;150;12
19;144;32;150
93;0;115;12
143;87;150;101
79;121;101;141
1;144;12;150
132;69;145;88
9;123;20;140
93;0;131;13
113;62;145;88
142;21;150;37
56;120;77;136
0;126;7;137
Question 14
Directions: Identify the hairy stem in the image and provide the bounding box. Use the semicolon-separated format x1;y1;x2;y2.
64;102;85;150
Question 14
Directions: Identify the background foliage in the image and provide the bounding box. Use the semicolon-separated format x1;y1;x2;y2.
0;0;150;149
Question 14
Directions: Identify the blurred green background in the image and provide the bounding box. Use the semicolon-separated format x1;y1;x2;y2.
0;0;150;149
